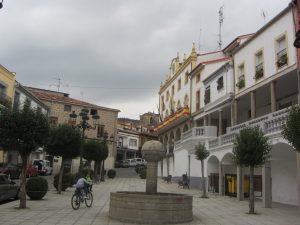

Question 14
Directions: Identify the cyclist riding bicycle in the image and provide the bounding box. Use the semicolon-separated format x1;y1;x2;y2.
75;176;92;196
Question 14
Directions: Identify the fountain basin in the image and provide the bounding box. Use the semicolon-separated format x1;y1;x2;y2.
109;191;193;224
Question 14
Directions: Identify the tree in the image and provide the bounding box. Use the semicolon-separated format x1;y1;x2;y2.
282;106;300;152
46;124;81;194
0;100;49;208
233;126;271;214
282;105;300;208
83;139;102;176
195;142;209;198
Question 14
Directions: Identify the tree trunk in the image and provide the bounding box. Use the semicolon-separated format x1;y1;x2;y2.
58;157;65;194
19;155;28;209
249;166;255;214
87;160;91;176
94;161;99;183
201;160;207;198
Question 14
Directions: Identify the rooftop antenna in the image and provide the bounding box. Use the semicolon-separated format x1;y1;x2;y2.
53;76;61;92
261;10;267;25
218;5;224;50
198;28;202;53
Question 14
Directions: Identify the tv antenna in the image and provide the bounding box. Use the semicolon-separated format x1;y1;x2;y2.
218;5;224;50
198;28;202;53
49;76;61;92
261;10;267;25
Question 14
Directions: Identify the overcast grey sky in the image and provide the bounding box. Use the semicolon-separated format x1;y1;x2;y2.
0;0;291;119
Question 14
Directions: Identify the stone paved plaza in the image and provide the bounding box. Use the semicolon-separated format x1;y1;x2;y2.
0;169;299;225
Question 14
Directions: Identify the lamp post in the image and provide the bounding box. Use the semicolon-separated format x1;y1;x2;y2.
69;109;99;177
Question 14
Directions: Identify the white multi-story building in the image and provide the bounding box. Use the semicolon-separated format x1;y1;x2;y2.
117;129;139;160
156;3;300;207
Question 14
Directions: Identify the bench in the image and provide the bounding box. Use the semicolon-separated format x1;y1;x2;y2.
178;174;189;189
163;175;172;183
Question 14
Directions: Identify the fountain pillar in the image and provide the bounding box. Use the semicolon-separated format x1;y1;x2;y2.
142;140;165;194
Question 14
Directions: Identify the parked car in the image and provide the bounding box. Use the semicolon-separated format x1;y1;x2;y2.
120;160;129;168
0;165;21;179
127;159;137;167
0;173;19;202
26;165;38;177
32;159;52;175
134;158;143;166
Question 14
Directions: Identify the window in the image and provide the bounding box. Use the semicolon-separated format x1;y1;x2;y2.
185;72;189;85
236;64;245;89
49;117;58;125
129;139;137;147
171;85;175;96
178;79;181;91
161;96;165;111
217;76;224;90
90;109;98;115
276;36;288;68
25;97;32;107
196;73;200;83
176;100;181;110
204;86;211;104
0;83;7;96
64;105;71;112
166;91;170;101
184;94;189;107
196;90;200;111
255;51;264;80
97;125;105;138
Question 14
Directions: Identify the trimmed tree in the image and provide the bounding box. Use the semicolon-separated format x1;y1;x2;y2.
195;142;209;198
282;105;300;208
0;100;49;208
46;124;81;194
83;139;102;177
233;126;271;214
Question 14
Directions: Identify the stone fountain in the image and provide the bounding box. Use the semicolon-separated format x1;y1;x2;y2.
109;140;193;224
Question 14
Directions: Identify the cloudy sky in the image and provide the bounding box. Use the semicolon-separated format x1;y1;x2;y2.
0;0;291;119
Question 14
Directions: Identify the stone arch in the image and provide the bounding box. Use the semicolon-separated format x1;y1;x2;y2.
270;142;298;205
169;131;175;154
207;155;220;193
175;128;181;141
183;124;189;132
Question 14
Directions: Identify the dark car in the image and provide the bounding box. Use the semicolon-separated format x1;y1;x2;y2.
0;173;19;202
0;165;21;179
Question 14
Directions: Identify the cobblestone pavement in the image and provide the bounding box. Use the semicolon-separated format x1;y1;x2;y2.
0;169;299;225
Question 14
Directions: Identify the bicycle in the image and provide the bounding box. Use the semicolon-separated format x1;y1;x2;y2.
71;187;93;210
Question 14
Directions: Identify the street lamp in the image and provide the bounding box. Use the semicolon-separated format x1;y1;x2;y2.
69;109;100;177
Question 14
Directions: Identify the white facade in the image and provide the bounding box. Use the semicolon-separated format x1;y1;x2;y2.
157;4;300;207
234;9;296;96
117;129;139;160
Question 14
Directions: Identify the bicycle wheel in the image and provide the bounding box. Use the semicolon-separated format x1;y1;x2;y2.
85;192;93;208
71;194;81;210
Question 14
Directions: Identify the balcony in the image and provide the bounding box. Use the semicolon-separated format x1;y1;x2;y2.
208;107;289;150
180;126;217;150
276;49;288;68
